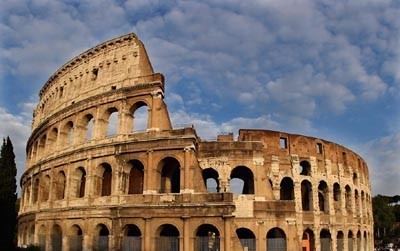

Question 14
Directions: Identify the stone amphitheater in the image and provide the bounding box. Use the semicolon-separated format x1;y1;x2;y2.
17;33;373;251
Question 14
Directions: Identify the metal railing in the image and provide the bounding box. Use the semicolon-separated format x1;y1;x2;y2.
122;236;142;251
93;236;109;251
69;236;83;251
320;238;331;251
194;236;220;251
38;235;46;251
267;238;287;251
155;236;179;251
51;234;62;251
239;238;256;251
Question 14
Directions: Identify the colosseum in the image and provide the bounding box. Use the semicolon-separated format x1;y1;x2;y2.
17;33;373;251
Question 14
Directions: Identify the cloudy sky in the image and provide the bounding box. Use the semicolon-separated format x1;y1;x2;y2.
1;0;399;196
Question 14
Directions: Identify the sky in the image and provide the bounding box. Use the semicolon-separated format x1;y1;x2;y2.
0;0;399;196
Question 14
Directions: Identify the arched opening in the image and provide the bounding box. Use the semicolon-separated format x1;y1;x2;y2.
299;161;311;176
38;225;46;251
333;183;341;212
40;175;50;202
320;229;331;251
159;157;181;193
122;224;142;251
51;224;62;251
302;229;315;251
128;160;144;194
71;167;86;198
280;177;294;200
32;177;39;204
266;227;286;251
353;172;358;185
156;224;179;251
62;121;74;146
131;102;149;132
54;171;66;200
355;190;360;216
318;181;329;213
94;224;109;251
69;225;83;251
29;225;35;245
25;179;31;206
301;180;313;211
236;228;255;251
363;231;367;251
38;134;47;157
337;231;344;251
194;224;220;251
357;231;361;251
345;185;352;212
85;114;94;141
48;127;58;149
202;168;220;193
348;231;354;251
230;166;254;194
106;108;119;136
97;163;112;196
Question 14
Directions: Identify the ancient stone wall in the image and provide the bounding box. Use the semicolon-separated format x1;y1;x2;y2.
18;33;373;251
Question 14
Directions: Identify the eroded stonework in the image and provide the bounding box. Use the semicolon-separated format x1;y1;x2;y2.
18;33;373;251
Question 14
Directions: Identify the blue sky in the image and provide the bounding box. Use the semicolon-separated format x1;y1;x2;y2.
0;0;399;196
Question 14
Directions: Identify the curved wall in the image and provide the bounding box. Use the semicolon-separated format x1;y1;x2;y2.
18;33;373;251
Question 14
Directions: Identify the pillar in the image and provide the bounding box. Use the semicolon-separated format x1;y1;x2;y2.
183;146;194;192
144;218;151;251
183;216;190;251
224;216;233;251
144;150;155;193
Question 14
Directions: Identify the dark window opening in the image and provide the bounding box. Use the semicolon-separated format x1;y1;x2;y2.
316;143;323;154
230;166;254;194
301;180;313;211
159;157;181;193
128;160;144;194
280;177;294;200
280;137;287;149
202;168;220;193
300;161;311;176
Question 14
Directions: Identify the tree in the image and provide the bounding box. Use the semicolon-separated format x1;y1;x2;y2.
0;137;18;250
373;194;396;239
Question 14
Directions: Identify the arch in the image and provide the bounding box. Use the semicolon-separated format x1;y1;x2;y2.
97;163;112;196
54;171;66;200
158;157;181;193
32;177;39;204
29;224;35;245
106;107;119;136
122;224;142;251
301;180;313;211
38;134;47;157
302;229;315;251
40;175;51;202
128;160;144;194
266;227;286;251
84;114;95;141
130;101;149;132
202;168;219;193
357;231;361;251
69;225;83;251
25;179;32;206
51;224;62;251
354;190;360;215
280;177;294;200
156;224;180;251
337;231;344;251
320;229;331;251
363;231;367;251
318;181;329;213
195;224;220;251
345;185;352;212
48;127;58;149
353;172;358;185
72;167;86;198
230;166;254;194
348;231;354;251
94;224;109;251
333;183;341;212
62;121;74;146
236;228;255;251
299;160;311;176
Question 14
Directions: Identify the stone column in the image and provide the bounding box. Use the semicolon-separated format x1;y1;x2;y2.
144;150;154;193
224;216;233;251
183;216;190;251
144;218;151;251
119;99;131;134
183;146;194;192
149;89;164;131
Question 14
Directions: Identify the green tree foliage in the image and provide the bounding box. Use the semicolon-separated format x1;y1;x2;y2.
373;194;396;239
0;137;18;250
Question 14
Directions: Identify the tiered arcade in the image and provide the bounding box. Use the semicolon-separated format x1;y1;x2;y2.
18;33;373;251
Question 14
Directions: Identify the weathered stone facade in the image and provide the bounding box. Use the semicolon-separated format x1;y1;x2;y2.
18;33;373;251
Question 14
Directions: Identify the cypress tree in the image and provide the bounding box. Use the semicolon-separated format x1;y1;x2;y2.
0;137;18;250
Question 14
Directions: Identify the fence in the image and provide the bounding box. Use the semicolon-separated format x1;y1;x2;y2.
239;238;256;251
337;239;344;251
348;239;354;251
155;236;179;251
320;238;331;251
93;236;109;251
51;234;62;251
122;236;142;251
194;236;220;251
38;235;46;251
69;236;83;251
267;238;286;251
